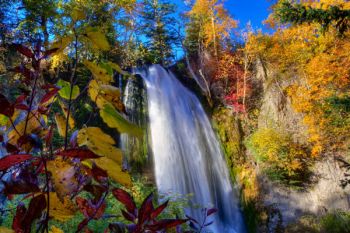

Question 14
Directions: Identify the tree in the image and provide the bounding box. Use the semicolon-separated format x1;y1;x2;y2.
275;0;350;34
140;0;177;65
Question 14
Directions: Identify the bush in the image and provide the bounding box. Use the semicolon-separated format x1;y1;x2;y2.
246;128;310;186
321;211;350;233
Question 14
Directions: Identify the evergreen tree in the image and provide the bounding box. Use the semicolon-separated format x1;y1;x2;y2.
140;0;177;65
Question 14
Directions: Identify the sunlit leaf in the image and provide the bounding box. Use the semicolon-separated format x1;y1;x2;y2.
0;114;9;126
93;157;131;186
49;36;74;55
107;62;130;76
57;79;80;100
55;114;66;138
47;158;78;201
83;60;113;83
47;192;77;221
71;7;86;21
77;127;122;164
84;27;110;51
88;80;124;112
100;103;142;138
49;226;64;233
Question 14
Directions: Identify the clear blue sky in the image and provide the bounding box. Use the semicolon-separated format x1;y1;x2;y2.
171;0;273;31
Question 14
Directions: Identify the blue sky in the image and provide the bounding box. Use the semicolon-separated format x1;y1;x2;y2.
171;0;273;31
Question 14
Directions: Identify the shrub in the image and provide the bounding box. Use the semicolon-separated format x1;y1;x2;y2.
246;128;310;186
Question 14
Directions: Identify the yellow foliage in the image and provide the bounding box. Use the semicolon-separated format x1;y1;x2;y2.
84;27;110;51
247;128;309;182
0;227;14;233
47;158;78;201
49;36;73;55
83;60;113;84
49;226;64;233
100;103;143;138
47;192;77;221
93;157;132;186
54;113;66;138
77;127;123;164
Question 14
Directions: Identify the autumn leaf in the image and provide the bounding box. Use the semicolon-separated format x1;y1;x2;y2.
93;157;131;186
55;113;66;138
57;79;80;100
47;158;78;201
49;36;73;55
88;80;124;112
77;127;122;164
100;103;142;138
0;227;14;233
83;60;113;83
49;226;64;233
58;100;75;129
57;148;100;160
84;27;110;51
0;154;32;171
0;93;14;117
76;197;106;219
47;192;77;221
71;7;86;21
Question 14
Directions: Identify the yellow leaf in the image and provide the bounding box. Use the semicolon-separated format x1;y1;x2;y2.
100;103;143;138
77;127;122;164
49;226;64;233
58;100;75;129
55;114;66;138
50;36;73;55
83;60;112;83
47;158;78;201
85;28;110;51
47;192;77;221
0;114;8;126
93;157;131;186
8;112;42;146
107;62;130;76
88;80;124;112
0;227;14;233
71;7;86;21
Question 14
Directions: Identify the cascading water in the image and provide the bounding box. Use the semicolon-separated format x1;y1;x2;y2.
133;65;245;233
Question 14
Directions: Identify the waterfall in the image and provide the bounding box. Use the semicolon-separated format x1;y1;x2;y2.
133;65;245;233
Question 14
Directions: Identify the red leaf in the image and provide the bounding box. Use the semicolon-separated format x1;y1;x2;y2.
45;125;54;146
112;188;137;214
40;88;59;105
76;197;106;219
15;94;28;104
14;103;29;110
121;209;136;222
0;154;32;171
146;219;187;231
12;44;34;59
83;185;107;203
22;194;46;232
138;193;154;224
91;165;108;183
4;182;40;195
57;149;100;160
5;143;19;154
0;93;14;117
150;200;169;219
206;208;218;216
12;203;26;233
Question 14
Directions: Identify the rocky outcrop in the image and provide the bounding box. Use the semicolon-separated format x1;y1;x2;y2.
256;59;308;144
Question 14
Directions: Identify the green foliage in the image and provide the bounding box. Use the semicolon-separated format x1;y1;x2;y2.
246;128;310;186
275;0;350;34
321;211;350;233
